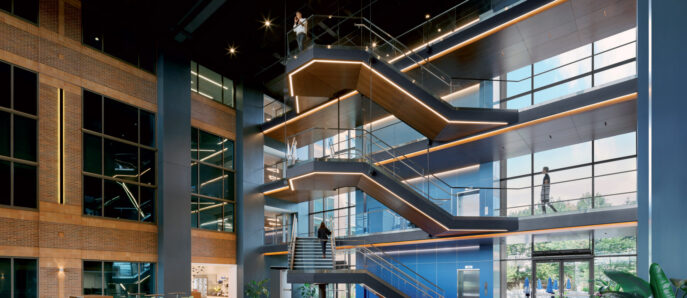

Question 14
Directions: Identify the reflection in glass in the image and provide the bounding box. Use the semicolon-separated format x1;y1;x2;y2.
140;187;155;222
104;139;138;181
191;196;199;228
104;179;139;221
140;148;155;185
223;203;234;232
104;262;138;297
223;139;234;170
0;258;9;297
594;227;637;256
199;130;223;166
83;261;103;294
199;198;223;231
198;65;223;102
200;164;222;198
223;171;234;200
191;128;198;160
83;176;102;216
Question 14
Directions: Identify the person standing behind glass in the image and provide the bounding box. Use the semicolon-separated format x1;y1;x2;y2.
541;167;557;213
294;11;307;52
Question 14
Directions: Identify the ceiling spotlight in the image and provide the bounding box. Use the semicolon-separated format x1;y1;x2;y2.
264;20;271;27
225;44;237;56
371;42;377;48
425;14;430;19
437;28;442;32
95;37;100;41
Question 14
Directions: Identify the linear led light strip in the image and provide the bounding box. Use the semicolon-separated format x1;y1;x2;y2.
191;70;229;90
288;59;508;125
388;18;480;64
401;0;569;73
403;164;479;183
287;171;451;231
262;90;359;134
265;221;637;255
376;92;638;165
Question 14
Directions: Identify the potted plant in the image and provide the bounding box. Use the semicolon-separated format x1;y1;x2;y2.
245;278;270;298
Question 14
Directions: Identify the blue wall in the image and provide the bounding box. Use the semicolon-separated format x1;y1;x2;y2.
356;241;495;297
637;0;687;279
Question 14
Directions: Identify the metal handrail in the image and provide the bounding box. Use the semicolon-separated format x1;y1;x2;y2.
288;215;298;270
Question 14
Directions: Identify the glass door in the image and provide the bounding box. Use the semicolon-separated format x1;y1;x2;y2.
534;259;592;297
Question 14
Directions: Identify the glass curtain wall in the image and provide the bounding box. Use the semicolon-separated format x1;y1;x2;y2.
82;90;157;222
191;127;236;233
498;28;637;110
500;132;637;216
502;226;637;297
190;61;235;108
0;258;38;298
309;188;356;237
0;61;37;209
83;261;155;296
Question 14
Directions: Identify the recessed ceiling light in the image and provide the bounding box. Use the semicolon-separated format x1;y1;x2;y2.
425;14;430;19
264;20;271;27
95;37;100;41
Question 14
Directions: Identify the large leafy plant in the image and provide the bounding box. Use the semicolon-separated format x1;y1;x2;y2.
601;263;678;298
245;278;270;298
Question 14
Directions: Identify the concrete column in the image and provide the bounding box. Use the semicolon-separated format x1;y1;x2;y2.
236;83;267;293
156;43;192;295
637;0;687;279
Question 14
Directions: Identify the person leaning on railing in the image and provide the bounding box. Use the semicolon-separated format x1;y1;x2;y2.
294;11;308;51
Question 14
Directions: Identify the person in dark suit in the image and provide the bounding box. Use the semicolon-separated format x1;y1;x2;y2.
317;222;331;258
541;167;557;213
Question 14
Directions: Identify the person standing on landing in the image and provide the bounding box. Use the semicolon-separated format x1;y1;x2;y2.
317;222;331;259
294;11;307;52
541;167;557;213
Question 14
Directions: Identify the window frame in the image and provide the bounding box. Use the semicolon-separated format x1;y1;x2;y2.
0;257;39;298
0;0;39;25
190;127;236;233
0;60;38;210
81;89;158;223
81;260;155;295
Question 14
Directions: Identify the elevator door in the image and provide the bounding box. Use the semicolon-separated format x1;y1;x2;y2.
457;269;480;298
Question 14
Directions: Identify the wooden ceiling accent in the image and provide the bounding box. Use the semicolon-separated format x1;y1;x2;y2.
286;59;510;141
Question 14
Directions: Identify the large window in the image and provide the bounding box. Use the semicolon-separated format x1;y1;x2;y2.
500;132;637;216
191;61;235;108
191;128;235;232
83;261;155;296
497;28;637;110
0;61;37;209
503;227;637;297
0;0;38;24
82;90;156;222
0;258;38;298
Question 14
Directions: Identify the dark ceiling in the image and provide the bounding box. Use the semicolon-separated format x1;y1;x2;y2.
83;0;494;88
187;0;483;84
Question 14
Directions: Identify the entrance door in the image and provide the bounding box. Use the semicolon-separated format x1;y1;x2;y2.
457;269;480;298
533;259;592;297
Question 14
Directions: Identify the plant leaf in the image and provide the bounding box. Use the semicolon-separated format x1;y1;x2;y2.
602;291;647;298
604;271;652;298
650;263;676;298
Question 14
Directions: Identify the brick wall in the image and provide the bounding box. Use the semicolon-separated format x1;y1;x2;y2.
0;1;239;297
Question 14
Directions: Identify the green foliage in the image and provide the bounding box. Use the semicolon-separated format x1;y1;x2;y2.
602;263;683;298
245;279;270;298
298;283;318;298
650;263;676;298
598;279;621;294
603;270;651;297
670;279;687;298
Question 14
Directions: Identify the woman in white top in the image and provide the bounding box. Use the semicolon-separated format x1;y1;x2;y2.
293;11;307;51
